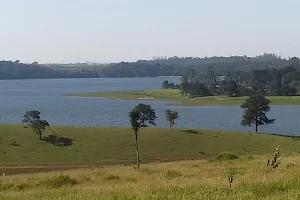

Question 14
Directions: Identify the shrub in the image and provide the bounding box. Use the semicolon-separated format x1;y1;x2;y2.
42;175;78;188
267;146;280;169
215;152;239;162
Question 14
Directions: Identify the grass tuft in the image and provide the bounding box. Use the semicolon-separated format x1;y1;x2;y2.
104;174;120;181
215;152;239;161
165;170;182;179
42;174;78;188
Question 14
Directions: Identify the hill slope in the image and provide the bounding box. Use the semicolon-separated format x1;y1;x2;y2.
1;124;300;166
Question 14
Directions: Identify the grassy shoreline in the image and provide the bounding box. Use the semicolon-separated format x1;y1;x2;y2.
67;89;300;106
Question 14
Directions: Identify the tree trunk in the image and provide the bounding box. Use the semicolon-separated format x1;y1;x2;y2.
169;121;172;129
39;131;43;140
255;120;258;133
135;131;140;168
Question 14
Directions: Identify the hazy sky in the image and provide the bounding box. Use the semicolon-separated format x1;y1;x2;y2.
1;0;299;63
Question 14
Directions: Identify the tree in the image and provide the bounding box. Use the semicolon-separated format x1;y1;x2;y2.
134;104;156;127
225;80;238;97
22;110;49;140
165;110;179;129
241;95;275;132
129;104;157;168
162;80;170;89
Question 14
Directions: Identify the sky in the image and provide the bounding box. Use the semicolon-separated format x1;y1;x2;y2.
0;0;300;63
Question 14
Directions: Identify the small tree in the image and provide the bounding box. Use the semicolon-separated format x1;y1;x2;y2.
162;80;170;89
129;104;157;168
241;95;275;132
22;110;49;140
165;110;179;129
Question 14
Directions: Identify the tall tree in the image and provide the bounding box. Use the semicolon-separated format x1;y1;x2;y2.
241;95;275;132
22;110;49;140
134;104;156;127
165;110;179;129
129;104;157;168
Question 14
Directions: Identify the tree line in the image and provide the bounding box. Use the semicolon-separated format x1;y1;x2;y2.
24;95;272;168
179;57;300;97
0;53;297;79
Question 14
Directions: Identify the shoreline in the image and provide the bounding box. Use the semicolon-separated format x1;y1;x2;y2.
66;89;300;106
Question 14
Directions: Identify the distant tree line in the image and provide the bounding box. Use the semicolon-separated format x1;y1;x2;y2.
179;57;300;97
0;54;297;79
0;60;100;79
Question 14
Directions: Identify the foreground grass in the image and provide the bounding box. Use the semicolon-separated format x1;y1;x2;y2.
1;155;300;199
1;124;300;170
67;89;300;106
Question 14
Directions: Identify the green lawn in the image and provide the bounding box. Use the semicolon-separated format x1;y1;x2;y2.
67;89;300;106
1;124;300;168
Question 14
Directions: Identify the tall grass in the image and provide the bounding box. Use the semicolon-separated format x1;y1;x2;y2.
1;155;300;199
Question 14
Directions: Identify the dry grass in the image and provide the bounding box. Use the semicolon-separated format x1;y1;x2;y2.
1;155;300;199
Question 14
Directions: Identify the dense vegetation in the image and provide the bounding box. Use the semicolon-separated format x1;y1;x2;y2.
0;54;298;79
179;57;300;97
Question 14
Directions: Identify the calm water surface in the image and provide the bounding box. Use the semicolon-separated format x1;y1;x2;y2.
0;77;299;135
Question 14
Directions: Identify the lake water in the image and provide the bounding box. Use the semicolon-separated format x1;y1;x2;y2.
0;77;299;135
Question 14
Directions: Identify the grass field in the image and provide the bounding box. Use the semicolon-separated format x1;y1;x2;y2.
1;124;300;199
1;155;300;199
67;89;300;106
1;124;300;168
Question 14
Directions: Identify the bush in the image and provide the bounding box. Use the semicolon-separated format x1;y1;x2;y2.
42;175;78;188
215;152;239;162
